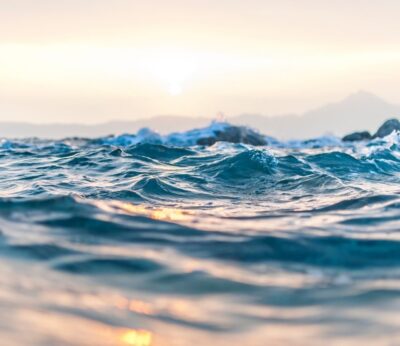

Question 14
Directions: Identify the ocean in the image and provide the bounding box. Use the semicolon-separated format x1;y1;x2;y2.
0;122;399;345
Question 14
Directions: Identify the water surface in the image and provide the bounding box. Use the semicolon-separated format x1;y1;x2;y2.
1;125;400;345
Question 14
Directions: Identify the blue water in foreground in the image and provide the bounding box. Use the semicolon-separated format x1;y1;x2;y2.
1;124;400;345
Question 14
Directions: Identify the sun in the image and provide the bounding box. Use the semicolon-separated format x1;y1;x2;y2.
168;82;183;96
146;49;198;96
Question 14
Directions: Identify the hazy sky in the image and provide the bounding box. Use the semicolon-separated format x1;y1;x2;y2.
1;0;400;123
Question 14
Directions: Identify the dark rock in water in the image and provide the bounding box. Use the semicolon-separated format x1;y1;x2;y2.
342;118;400;142
196;125;267;146
342;131;372;142
373;118;400;138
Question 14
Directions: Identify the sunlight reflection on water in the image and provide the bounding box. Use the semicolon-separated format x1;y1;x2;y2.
120;329;152;346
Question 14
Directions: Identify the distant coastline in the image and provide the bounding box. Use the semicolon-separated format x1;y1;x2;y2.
1;91;399;139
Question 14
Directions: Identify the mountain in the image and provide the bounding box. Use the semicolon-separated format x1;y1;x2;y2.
0;116;212;139
0;91;399;139
230;91;400;139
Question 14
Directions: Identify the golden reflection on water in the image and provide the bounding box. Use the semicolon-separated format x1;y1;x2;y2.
95;200;190;222
120;329;152;346
114;295;155;316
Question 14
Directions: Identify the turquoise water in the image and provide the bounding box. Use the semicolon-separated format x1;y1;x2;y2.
1;125;400;345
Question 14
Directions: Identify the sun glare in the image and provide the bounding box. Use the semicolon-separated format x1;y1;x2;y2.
146;49;198;96
168;82;183;96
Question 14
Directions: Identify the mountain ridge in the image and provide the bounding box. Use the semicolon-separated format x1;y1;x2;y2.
230;91;400;138
1;92;399;139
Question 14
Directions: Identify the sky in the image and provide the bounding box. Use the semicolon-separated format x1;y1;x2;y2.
1;0;400;123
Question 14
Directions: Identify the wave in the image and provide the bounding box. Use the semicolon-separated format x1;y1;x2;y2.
1;122;400;344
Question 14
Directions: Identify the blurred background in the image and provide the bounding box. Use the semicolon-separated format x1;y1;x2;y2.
1;1;400;138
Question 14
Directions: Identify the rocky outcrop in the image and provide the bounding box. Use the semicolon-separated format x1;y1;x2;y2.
342;131;372;142
196;125;267;146
372;119;400;139
342;118;400;142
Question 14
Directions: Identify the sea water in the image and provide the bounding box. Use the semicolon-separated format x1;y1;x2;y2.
0;123;399;345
